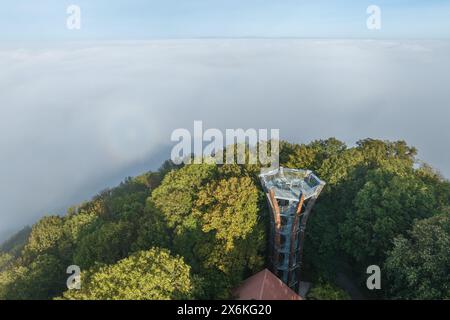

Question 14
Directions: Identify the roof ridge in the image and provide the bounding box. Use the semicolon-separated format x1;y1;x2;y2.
259;269;269;300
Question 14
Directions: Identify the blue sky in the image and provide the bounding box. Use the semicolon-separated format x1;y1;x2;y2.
1;0;449;40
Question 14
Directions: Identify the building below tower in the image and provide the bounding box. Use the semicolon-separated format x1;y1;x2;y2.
233;269;302;300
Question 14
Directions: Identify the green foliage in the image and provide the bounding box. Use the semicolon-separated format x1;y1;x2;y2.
63;211;98;243
1;138;449;300
195;177;259;250
0;265;27;299
130;200;170;252
0;227;31;257
102;177;149;219
193;177;265;296
357;139;416;167
385;214;450;299
339;170;437;265
61;248;195;300
74;220;135;269
282;138;347;172
307;281;351;300
0;169;169;300
0;253;14;272
153;167;266;298
152;164;218;228
282;142;321;170
157;159;183;178
22;216;64;261
416;164;450;210
0;254;66;300
301;138;449;300
317;148;365;185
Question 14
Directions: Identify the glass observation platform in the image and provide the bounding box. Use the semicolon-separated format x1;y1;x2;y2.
259;167;324;201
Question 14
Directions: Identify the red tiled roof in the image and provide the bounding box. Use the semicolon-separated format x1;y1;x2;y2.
233;269;302;300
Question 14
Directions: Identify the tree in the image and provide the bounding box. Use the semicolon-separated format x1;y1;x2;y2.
317;148;364;185
195;177;259;251
49;211;98;265
73;220;135;269
192;177;266;296
0;227;31;257
152;164;218;228
281;142;321;171
385;214;450;299
416;164;450;211
62;211;97;243
131;199;170;252
22;216;64;261
61;248;195;300
152;164;266;298
0;253;14;272
0;265;27;299
282;138;347;172
356;139;416;175
0;254;66;300
307;281;351;300
339;170;437;266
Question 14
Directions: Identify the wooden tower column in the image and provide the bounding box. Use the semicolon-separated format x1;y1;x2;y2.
268;189;282;275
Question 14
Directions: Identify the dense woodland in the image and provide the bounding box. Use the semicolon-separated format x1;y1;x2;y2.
1;138;449;300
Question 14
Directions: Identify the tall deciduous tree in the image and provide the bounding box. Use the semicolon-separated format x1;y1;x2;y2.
23;216;64;261
339;170;437;265
385;214;450;299
61;248;195;300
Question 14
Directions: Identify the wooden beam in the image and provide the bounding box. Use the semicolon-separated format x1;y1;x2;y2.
268;189;282;268
296;194;305;215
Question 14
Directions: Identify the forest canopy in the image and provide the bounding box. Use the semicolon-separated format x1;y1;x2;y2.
0;138;449;300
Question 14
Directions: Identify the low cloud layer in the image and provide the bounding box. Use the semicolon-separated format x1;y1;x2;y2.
0;39;449;239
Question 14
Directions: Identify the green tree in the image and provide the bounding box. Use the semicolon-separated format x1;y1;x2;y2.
152;164;266;298
63;211;98;243
196;177;259;251
1;254;66;300
385;214;450;299
0;227;31;257
152;164;217;228
61;248;195;300
131;199;170;252
192;176;266;296
339;170;437;265
307;281;351;300
356;139;416;175
0;253;14;272
0;265;27;299
73;220;135;269
317;148;365;185
22;216;64;261
282;138;347;172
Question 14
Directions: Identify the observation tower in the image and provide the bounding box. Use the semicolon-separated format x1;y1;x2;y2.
259;167;325;293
